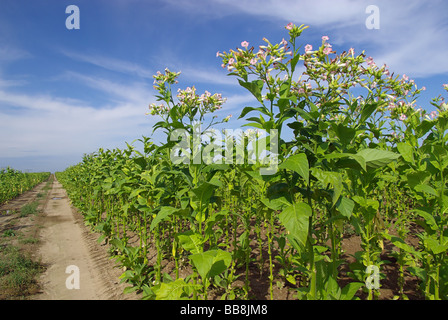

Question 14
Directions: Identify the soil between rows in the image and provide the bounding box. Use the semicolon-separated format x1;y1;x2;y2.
0;176;139;300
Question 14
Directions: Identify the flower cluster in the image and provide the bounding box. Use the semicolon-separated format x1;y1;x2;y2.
217;29;302;80
147;68;228;132
176;86;227;114
147;103;169;116
152;68;181;92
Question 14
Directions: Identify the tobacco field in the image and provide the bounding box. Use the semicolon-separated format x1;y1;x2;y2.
0;168;50;206
56;24;448;300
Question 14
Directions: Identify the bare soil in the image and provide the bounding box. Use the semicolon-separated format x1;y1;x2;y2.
0;176;139;300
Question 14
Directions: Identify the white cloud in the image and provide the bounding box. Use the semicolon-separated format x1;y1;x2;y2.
61;50;154;79
0;87;155;159
0;45;31;62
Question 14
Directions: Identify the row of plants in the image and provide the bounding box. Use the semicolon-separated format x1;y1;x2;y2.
0;167;51;206
57;23;448;300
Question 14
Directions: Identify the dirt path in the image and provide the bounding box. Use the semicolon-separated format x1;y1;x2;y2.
34;177;136;300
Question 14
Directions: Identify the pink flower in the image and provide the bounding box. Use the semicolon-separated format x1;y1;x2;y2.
430;110;438;119
228;58;235;65
399;114;407;121
322;36;329;41
250;58;257;65
323;47;332;55
402;74;409;81
443;84;448;90
216;51;221;57
241;41;249;48
305;44;313;53
366;56;374;66
286;22;294;30
348;48;355;56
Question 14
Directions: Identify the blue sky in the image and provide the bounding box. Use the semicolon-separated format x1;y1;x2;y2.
0;0;447;172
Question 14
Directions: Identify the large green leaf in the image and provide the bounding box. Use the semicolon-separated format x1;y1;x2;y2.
340;282;364;300
406;171;431;189
238;79;264;103
424;237;448;255
415;119;435;139
331;123;356;146
356;148;400;168
155;278;198;300
324;152;366;171
176;230;204;254
336;197;355;218
191;182;218;206
360;103;378;123
238;106;271;119
279;153;309;184
397;142;415;165
261;196;292;211
414;209;438;232
414;184;438;197
190;249;232;280
278;202;312;248
150;206;188;231
311;168;343;205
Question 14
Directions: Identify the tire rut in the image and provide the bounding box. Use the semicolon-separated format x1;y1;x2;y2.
34;178;138;300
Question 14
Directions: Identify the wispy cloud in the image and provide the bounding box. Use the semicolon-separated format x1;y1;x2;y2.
61;50;154;79
0;45;31;62
63;71;153;105
0;84;155;160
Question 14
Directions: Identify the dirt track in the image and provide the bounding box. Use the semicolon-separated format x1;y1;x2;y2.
32;177;135;300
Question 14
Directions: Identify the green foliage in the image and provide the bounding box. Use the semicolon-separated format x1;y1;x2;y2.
0;168;50;206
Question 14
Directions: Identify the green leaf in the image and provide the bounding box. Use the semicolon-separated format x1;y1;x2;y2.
278;202;312;248
356;148;400;169
415;119;435;139
190;249;232;281
290;53;301;73
238;106;271;119
155;278;197;300
414;209;438;232
311;168;343;205
336;197;355;218
397;142;415;164
406;171;431;189
340;282;364;300
424;238;448;255
360;103;378;123
279;153;309;184
191;182;218;206
176;230;204;254
150;206;187;231
261;196;292;211
414;184;438;197
238;79;264;103
331;123;356;146
386;235;418;255
324;152;366;171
